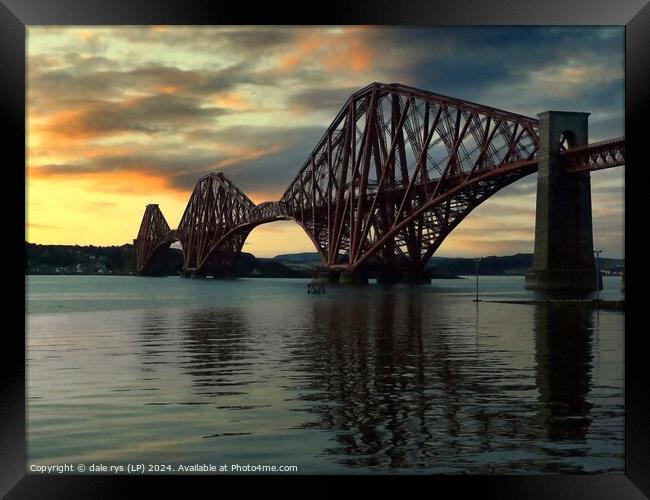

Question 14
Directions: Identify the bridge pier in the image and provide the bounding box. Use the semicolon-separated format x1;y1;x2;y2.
318;270;341;284
525;111;599;292
399;270;431;285
180;269;205;279
377;268;431;285
181;267;239;279
338;269;368;284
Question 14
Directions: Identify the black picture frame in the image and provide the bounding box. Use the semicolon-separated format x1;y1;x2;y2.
4;1;649;498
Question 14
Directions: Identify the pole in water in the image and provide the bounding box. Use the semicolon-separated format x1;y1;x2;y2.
473;257;481;302
594;249;602;302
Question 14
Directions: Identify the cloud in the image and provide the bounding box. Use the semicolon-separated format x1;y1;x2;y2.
195;125;327;197
31;151;223;181
103;26;297;57
36;94;226;140
28;60;278;116
386;27;624;137
287;86;358;113
273;27;377;76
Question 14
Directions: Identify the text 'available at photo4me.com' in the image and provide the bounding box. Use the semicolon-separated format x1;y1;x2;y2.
29;463;300;474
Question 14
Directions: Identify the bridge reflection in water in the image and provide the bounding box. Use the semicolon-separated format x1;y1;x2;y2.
286;297;599;471
130;290;620;472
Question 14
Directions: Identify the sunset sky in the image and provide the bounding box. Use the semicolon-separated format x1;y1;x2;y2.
26;26;625;258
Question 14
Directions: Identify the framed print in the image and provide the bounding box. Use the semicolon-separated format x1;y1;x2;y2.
3;0;649;498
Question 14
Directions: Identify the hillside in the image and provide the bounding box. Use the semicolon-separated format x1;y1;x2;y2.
25;243;624;277
273;252;624;276
25;243;308;278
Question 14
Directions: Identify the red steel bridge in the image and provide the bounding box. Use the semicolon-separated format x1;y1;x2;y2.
134;82;625;285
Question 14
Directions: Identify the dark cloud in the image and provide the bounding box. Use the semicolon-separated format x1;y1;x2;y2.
590;115;625;141
29;61;278;113
178;126;327;195
87;94;223;133
379;27;624;140
34;151;228;179
106;26;297;57
287;86;358;112
191;124;324;148
50;94;226;137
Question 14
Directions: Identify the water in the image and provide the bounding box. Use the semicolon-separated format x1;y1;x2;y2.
26;275;625;474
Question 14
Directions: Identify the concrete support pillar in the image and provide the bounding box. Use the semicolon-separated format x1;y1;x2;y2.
400;270;431;285
319;270;341;283
525;111;597;292
377;268;431;285
377;267;401;285
339;269;368;284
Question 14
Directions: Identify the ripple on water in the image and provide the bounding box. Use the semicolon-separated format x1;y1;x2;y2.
26;276;624;473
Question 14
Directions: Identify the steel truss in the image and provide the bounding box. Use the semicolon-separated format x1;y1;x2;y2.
133;204;175;274
561;137;625;173
134;82;626;277
281;82;541;273
176;172;255;274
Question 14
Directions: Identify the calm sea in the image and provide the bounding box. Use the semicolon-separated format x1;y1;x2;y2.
26;275;625;474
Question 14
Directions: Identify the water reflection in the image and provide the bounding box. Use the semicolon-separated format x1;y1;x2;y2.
26;276;622;472
288;293;597;471
136;311;176;375
178;309;254;399
305;293;421;467
288;293;451;468
135;308;255;401
534;303;593;442
129;293;598;471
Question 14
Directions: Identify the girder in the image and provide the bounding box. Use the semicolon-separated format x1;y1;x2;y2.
134;204;175;274
281;82;540;272
561;137;625;173
177;172;255;273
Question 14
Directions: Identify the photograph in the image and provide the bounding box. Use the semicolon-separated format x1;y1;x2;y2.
22;25;629;478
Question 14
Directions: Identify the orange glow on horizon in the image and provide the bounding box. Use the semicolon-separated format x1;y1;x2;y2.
159;85;179;94
28;167;187;198
213;92;253;110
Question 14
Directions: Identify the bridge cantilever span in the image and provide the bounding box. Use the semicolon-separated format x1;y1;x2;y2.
249;201;290;224
280;82;542;280
175;172;255;276
133;82;625;284
133;204;176;275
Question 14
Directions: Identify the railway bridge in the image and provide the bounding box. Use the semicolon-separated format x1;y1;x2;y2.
134;82;625;290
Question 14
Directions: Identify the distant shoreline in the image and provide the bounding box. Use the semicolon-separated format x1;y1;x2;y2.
25;242;624;279
25;272;471;279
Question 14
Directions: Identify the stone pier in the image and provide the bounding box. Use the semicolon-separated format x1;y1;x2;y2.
377;268;431;285
525;111;598;292
338;269;369;285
